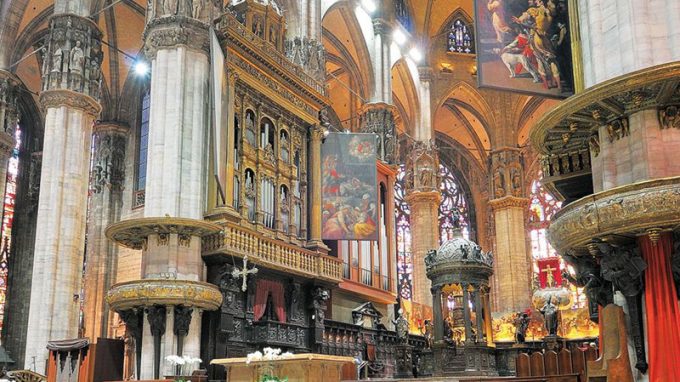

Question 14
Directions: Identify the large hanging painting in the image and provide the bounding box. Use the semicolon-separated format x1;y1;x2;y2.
321;133;378;241
474;0;574;97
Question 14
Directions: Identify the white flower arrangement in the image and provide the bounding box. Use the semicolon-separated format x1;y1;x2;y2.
165;355;202;377
245;348;293;382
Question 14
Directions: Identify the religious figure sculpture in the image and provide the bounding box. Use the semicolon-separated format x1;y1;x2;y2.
514;311;530;343
598;243;647;297
285;282;302;322
192;0;203;18
173;305;193;337
393;309;410;343
423;319;433;348
51;46;64;72
540;296;559;336
311;287;329;325
163;0;178;15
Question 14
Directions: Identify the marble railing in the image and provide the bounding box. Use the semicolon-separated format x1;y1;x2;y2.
202;223;342;282
217;13;326;96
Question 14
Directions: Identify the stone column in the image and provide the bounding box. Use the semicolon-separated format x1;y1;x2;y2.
307;125;325;249
474;286;484;342
23;10;104;371
108;4;221;377
83;122;127;340
488;148;531;314
431;286;443;343
462;284;473;343
404;139;440;306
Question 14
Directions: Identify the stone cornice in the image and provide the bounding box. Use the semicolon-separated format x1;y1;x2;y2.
106;217;222;249
488;196;529;211
106;279;223;311
549;176;680;253
39;89;102;116
143;16;210;59
530;62;680;156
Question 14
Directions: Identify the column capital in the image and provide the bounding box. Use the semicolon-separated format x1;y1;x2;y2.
488;196;529;211
404;138;439;194
143;16;210;59
41;14;104;102
490;148;524;199
372;18;390;36
359;103;397;163
93;120;129;135
39;89;101;116
418;66;434;82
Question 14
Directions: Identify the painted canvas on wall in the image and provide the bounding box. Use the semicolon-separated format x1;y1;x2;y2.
321;133;378;241
475;0;574;97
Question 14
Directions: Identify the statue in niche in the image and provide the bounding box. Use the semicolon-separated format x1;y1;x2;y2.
540;296;559;336
510;167;522;196
493;170;505;198
192;0;203;18
418;163;434;189
285;282;302;322
514;311;530;343
163;0;178;15
51;45;64;72
269;25;278;45
252;15;263;37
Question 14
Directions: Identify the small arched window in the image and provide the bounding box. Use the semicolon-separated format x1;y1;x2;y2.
447;18;474;54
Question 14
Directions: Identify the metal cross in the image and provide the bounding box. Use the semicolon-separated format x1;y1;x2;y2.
232;255;258;292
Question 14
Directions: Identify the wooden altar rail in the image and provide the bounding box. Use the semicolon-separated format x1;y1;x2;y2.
202;223;343;282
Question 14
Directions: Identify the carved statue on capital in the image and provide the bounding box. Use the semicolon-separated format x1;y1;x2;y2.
92;131;126;193
310;287;329;326
41;15;104;102
562;250;613;322
490;149;523;199
405;139;439;194
360;106;397;164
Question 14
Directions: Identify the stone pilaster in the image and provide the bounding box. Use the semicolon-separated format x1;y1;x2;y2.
359;103;397;164
83;122;127;340
404;139;440;306
23;11;103;371
489;147;530;314
307;125;325;249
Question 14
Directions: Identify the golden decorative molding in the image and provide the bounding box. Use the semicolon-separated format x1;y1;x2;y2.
106;217;221;250
488;196;529;211
549;176;680;253
530;62;680;155
106;279;223;311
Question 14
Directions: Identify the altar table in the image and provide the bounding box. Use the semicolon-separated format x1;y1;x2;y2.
210;353;355;382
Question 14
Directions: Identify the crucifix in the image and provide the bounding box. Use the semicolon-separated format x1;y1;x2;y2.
542;264;557;288
232;255;258;292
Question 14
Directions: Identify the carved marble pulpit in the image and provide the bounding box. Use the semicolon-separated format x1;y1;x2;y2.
211;354;354;382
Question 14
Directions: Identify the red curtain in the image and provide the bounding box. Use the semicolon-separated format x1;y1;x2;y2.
253;279;287;322
638;233;680;382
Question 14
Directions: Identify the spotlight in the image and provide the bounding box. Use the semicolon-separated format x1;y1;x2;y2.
134;61;150;76
408;47;422;63
393;28;407;46
323;127;330;137
360;0;377;14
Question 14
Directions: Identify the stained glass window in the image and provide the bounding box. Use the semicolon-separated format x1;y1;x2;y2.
137;89;150;191
395;163;471;301
528;178;586;309
447;19;474;54
0;127;21;331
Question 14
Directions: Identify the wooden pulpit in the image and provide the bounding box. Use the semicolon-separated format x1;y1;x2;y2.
46;338;124;382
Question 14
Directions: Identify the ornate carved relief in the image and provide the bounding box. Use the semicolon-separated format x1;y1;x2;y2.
91;130;126;193
541;148;591;178
143;17;210;59
146;0;221;23
173;305;193;336
360;106;397;164
0;71;20;137
605;117;629;142
310;287;329;326
41;15;103;103
284;38;326;82
490;149;523;199
404;139;438;194
659;105;680;129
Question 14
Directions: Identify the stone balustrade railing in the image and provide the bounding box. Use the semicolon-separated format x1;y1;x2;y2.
202;223;342;282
